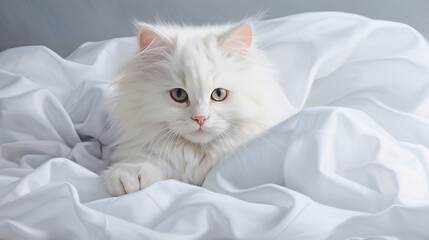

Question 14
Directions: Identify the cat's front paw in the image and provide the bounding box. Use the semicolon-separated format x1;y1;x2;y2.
101;162;163;196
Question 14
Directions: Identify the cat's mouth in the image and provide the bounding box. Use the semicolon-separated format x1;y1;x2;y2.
181;127;215;144
192;128;208;137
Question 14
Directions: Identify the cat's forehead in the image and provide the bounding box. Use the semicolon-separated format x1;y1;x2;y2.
173;36;222;88
158;26;242;91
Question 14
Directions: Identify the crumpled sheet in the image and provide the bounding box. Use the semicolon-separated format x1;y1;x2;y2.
1;12;429;239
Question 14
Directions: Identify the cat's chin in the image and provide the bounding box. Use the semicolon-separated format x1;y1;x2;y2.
183;130;216;144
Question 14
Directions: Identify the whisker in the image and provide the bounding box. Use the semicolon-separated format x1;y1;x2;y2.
111;122;163;146
215;132;231;173
132;126;170;161
147;129;173;169
159;130;176;176
254;134;284;152
223;128;251;182
163;130;179;178
218;130;244;175
168;132;181;178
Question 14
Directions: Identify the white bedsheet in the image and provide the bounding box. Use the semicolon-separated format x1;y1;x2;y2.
1;12;429;239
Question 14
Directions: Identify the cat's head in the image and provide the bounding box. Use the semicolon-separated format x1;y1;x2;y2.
112;22;289;146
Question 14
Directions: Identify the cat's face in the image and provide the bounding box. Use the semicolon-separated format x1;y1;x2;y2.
137;25;258;144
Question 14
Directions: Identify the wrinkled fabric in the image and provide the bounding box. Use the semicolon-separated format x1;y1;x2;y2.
1;12;429;239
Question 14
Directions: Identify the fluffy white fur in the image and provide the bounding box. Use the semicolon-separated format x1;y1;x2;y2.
102;21;291;196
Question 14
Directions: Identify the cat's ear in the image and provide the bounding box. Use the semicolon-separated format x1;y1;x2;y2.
220;24;253;53
138;25;170;51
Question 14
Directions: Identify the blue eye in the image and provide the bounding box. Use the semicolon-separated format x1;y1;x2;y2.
170;88;188;103
211;88;228;101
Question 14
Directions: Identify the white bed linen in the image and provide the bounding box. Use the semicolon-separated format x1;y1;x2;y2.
1;12;429;239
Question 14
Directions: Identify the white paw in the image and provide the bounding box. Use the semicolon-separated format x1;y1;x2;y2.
101;162;163;196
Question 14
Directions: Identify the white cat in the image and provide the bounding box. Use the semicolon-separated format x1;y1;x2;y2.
102;21;291;196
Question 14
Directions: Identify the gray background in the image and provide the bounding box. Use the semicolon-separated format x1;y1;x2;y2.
1;0;429;57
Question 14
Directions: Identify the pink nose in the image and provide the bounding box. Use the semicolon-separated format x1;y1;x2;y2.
192;116;208;126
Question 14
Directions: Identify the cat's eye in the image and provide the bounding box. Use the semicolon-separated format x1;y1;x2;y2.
211;88;228;101
170;88;188;103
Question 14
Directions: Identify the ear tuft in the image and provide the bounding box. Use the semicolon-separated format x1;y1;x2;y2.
138;26;170;51
221;24;253;52
139;29;159;50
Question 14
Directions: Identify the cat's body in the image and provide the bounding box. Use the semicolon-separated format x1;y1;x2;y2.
102;21;291;196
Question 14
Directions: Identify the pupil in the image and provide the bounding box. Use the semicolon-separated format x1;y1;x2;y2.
177;89;182;98
216;88;221;97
